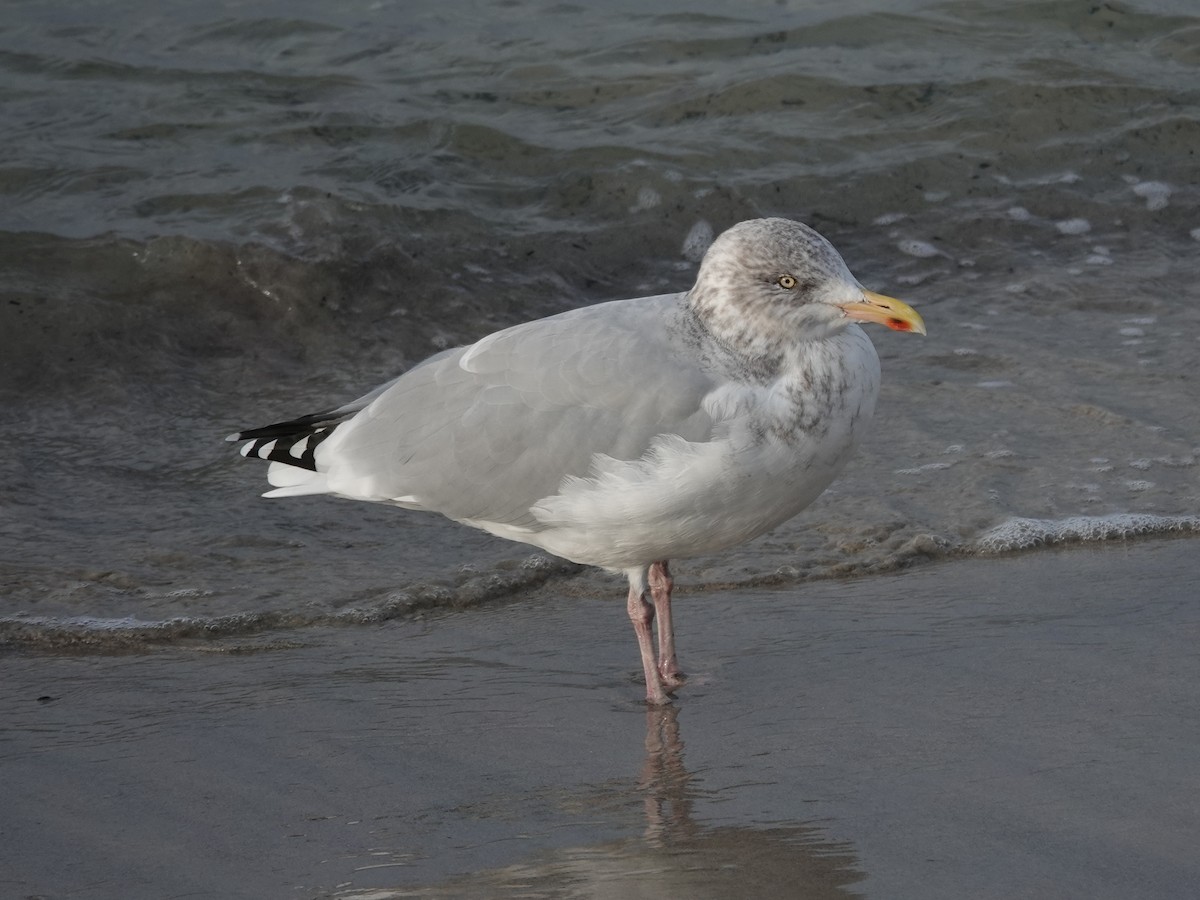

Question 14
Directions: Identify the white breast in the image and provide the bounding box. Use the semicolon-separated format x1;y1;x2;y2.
509;328;881;571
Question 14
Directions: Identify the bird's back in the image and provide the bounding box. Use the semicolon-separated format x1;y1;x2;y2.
245;294;717;532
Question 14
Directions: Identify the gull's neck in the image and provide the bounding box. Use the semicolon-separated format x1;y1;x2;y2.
683;288;846;384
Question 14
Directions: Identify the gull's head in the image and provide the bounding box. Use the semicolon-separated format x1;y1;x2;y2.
689;218;925;355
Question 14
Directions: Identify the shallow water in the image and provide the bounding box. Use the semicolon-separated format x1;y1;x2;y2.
2;0;1199;643
6;543;1199;898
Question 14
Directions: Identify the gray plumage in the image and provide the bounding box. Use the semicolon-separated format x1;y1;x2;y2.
231;217;925;703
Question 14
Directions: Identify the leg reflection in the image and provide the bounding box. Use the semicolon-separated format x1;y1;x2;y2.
640;704;697;845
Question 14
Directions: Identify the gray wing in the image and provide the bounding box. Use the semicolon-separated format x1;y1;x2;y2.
323;294;717;528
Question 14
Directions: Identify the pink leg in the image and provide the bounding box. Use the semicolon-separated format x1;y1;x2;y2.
627;571;669;705
648;560;684;686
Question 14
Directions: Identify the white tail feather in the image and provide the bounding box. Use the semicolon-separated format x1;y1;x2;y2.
263;480;331;498
263;460;330;497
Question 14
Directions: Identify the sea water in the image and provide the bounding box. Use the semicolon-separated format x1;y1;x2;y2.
2;0;1198;647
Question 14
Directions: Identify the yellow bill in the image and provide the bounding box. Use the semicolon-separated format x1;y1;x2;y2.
839;290;926;335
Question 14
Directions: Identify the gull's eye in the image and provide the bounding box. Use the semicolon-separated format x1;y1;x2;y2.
777;274;797;289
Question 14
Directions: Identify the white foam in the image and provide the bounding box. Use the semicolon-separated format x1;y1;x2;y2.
1132;180;1171;211
897;239;941;258
894;462;953;475
975;514;1200;553
1055;218;1091;235
1154;454;1196;468
681;220;714;262
631;186;661;211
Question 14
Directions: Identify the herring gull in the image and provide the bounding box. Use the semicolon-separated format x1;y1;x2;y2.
229;218;925;704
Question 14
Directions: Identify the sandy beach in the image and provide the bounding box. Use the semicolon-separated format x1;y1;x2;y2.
5;537;1198;899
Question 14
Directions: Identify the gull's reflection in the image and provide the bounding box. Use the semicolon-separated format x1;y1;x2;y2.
640;705;697;845
335;707;862;899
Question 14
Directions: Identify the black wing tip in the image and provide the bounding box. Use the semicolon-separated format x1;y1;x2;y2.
228;412;346;472
230;409;347;444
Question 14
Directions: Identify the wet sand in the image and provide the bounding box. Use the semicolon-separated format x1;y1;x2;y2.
5;538;1198;899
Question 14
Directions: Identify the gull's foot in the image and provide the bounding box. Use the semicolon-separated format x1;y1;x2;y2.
660;665;686;689
641;676;673;706
645;690;673;707
635;670;678;705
